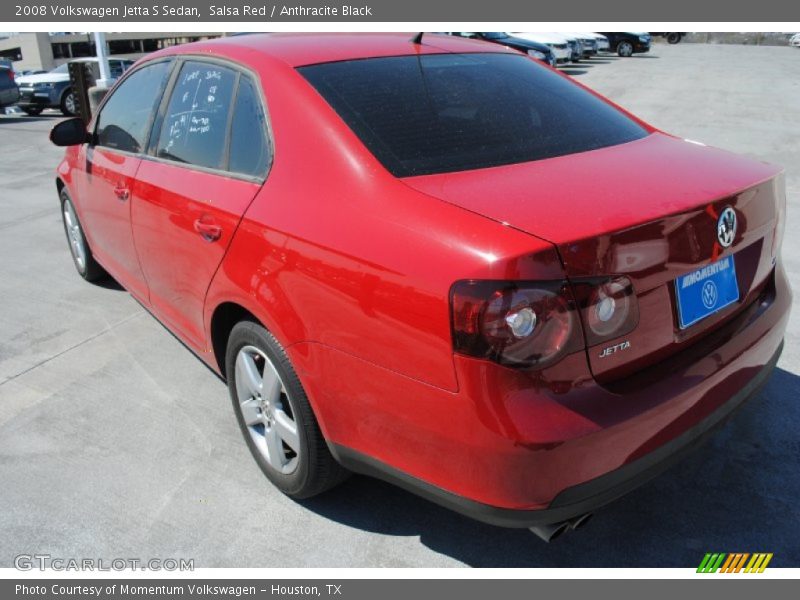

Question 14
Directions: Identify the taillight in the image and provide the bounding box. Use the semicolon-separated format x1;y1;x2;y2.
450;276;639;369
450;280;583;368
570;276;639;347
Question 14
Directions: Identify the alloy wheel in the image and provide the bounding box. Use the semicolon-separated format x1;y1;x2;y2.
62;198;87;271
234;345;300;475
64;91;76;115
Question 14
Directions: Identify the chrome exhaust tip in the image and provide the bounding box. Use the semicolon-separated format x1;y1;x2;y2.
569;513;593;531
529;521;570;543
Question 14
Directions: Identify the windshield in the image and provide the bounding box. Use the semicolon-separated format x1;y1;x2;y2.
483;32;508;40
300;53;648;177
51;64;70;74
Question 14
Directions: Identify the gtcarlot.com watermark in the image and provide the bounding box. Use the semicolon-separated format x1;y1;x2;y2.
14;554;194;571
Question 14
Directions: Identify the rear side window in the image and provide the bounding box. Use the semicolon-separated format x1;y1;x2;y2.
228;76;270;177
299;53;648;177
95;61;171;154
156;61;236;170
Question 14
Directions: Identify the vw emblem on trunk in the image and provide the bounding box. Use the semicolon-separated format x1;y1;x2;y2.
717;207;737;248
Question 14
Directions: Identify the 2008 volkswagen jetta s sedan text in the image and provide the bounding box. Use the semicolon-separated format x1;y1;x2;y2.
50;33;790;541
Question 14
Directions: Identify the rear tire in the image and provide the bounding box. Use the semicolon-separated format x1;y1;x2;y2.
60;189;106;282
226;321;349;499
667;33;682;44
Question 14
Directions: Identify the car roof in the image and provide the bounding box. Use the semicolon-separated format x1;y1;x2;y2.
153;32;514;68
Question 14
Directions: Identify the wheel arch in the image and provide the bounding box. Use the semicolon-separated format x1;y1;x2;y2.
209;301;262;380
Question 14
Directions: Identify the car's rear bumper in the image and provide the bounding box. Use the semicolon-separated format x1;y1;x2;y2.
331;339;782;527
316;263;790;527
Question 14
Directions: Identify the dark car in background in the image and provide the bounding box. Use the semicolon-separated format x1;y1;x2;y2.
652;32;685;44
601;32;652;57
0;64;20;110
447;32;557;66
15;58;133;115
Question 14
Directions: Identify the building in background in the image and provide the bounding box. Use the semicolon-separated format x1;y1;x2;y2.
0;32;223;71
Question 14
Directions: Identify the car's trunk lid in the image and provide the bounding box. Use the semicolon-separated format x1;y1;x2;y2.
403;133;783;382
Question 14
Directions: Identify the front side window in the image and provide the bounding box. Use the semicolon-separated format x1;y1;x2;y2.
299;53;648;177
95;60;171;154
156;61;236;170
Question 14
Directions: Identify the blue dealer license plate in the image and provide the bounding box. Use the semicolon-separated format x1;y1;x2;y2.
675;255;739;329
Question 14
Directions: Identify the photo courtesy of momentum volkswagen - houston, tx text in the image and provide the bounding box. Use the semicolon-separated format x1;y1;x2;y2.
46;32;791;543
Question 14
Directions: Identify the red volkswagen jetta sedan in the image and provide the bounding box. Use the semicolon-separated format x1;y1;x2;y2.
51;33;790;541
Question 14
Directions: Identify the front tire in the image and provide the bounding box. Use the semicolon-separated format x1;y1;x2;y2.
22;107;43;116
60;189;106;282
226;321;349;499
667;33;682;44
617;41;634;57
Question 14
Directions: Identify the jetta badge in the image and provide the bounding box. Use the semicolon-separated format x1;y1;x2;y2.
599;340;631;358
717;207;737;248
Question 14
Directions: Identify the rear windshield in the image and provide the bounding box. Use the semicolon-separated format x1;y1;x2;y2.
299;53;648;177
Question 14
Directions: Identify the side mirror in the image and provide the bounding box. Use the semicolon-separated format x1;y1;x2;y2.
50;117;90;147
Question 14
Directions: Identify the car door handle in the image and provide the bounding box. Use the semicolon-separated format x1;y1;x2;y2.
193;218;222;242
113;186;130;201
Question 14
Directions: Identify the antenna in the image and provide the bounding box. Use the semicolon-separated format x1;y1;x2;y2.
411;32;424;45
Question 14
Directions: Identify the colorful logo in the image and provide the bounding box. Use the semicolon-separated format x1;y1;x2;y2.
697;553;773;573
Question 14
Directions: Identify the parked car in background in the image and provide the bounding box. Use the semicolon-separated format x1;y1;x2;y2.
652;32;685;44
601;32;652;57
591;33;610;52
0;64;20;109
511;32;572;64
446;32;556;66
50;33;790;541
561;32;599;57
15;58;133;115
566;39;581;61
790;33;800;47
541;33;582;62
